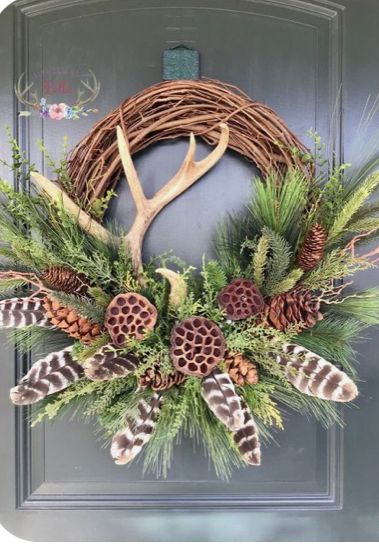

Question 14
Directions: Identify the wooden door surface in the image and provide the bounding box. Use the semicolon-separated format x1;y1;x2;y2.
0;0;378;541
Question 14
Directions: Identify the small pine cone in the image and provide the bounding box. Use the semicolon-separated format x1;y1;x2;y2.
297;223;327;272
263;287;323;332
138;365;186;391
41;267;89;295
42;296;103;344
224;351;259;386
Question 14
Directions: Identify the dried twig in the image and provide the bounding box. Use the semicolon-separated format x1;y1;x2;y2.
0;271;51;297
319;282;353;304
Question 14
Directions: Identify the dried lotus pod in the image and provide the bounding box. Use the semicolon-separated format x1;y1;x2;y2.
218;278;264;320
170;316;226;377
105;292;157;347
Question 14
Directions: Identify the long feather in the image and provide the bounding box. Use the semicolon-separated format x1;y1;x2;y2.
233;400;261;465
111;393;162;465
275;343;358;402
0;297;50;328
83;344;138;381
201;368;244;431
10;346;83;405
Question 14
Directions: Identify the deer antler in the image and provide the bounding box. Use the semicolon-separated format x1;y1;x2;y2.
30;172;114;244
73;69;101;108
14;73;40;108
118;122;230;275
31;122;229;281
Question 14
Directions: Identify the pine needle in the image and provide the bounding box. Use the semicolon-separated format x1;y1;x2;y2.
328;170;379;242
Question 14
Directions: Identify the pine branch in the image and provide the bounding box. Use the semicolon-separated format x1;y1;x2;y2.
262;228;292;296
268;267;303;296
302;249;375;290
249;232;269;288
327;171;379;242
248;168;310;243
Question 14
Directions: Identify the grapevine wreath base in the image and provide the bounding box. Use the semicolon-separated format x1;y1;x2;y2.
1;79;379;478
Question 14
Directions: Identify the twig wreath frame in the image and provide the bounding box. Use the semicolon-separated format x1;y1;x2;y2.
67;79;312;210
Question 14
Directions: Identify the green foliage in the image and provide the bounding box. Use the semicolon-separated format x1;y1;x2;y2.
248;168;310;243
89;189;117;220
262;228;292;296
326;288;379;325
2;129;377;480
327;170;379;243
37;137;74;195
8;325;69;357
248;232;269;288
71;333;111;364
270;267;303;295
295;316;365;377
145;378;242;480
302;249;375;290
242;383;283;429
200;259;227;322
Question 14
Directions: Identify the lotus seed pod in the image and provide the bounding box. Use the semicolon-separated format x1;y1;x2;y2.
170;316;226;377
105;292;157;347
217;278;264;320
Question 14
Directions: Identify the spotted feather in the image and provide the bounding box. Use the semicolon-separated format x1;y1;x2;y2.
0;297;50;328
233;400;261;465
111;393;163;465
83;344;138;381
201;368;244;431
10;346;83;405
275;343;358;402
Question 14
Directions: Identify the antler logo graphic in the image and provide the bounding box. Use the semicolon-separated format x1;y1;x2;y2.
15;70;100;120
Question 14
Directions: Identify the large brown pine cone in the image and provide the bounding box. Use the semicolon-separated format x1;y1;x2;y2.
224;351;259;386
41;267;89;295
263;287;323;332
42;296;103;344
297;223;327;272
138;365;186;391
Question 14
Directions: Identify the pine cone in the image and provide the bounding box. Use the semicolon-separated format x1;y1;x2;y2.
138;365;186;391
224;351;259;386
42;296;103;344
263;287;323;332
41;267;89;295
297;223;327;271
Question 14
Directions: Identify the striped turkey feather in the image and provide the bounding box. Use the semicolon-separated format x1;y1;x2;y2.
233;400;261;466
83;344;139;381
111;393;163;465
201;368;244;431
275;343;358;402
0;297;50;328
10;346;84;405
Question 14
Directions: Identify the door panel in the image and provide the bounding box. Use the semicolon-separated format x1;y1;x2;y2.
0;0;378;541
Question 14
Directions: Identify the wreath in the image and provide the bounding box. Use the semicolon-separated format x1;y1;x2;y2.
1;79;378;479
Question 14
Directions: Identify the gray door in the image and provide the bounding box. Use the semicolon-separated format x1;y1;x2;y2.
0;0;378;541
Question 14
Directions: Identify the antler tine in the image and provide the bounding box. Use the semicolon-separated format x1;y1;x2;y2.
117;123;230;277
75;69;101;108
30;171;115;245
14;73;40;108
